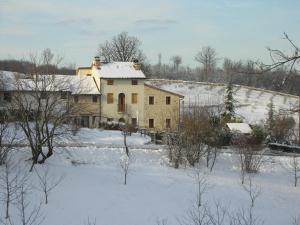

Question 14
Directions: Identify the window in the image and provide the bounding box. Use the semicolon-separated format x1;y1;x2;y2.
86;74;91;76
61;92;67;99
74;96;79;103
166;96;171;105
3;92;11;102
132;80;138;85
149;119;154;128
92;96;98;103
166;119;171;128
107;93;113;104
149;96;154;105
131;93;138;104
107;118;113;122
118;93;126;112
107;80;114;85
132;118;137;126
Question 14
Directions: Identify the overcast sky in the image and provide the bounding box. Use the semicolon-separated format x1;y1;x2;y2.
0;0;299;67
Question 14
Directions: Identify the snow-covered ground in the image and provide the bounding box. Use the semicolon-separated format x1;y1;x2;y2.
147;79;299;124
4;125;151;147
2;129;300;225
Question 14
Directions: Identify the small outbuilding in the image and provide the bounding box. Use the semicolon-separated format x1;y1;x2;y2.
226;123;252;135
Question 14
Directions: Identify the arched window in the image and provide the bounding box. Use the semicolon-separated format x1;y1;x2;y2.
118;93;126;112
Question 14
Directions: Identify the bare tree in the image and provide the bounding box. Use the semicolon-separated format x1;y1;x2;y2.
233;134;264;184
156;218;168;225
165;132;185;169
285;156;300;187
120;123;132;157
170;56;182;72
264;33;299;73
178;204;210;225
9;50;83;171
292;216;300;225
0;113;16;166
0;159;20;219
120;152;132;185
179;202;228;225
14;182;44;225
230;176;263;225
195;46;218;78
85;218;97;225
191;168;210;208
262;33;300;144
206;201;228;225
242;176;261;209
98;32;146;62
34;166;64;204
0;178;44;225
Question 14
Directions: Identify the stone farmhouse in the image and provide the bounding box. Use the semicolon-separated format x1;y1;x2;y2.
0;57;184;131
75;57;184;130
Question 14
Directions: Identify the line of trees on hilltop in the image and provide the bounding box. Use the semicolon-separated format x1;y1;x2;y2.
97;32;300;96
0;49;76;75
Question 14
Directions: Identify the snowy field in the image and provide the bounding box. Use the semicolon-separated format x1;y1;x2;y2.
4;126;152;147
3;129;300;225
147;79;299;124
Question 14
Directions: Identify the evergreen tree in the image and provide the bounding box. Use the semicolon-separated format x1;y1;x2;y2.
267;100;275;136
223;82;235;122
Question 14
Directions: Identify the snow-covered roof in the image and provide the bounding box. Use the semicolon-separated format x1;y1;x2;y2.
93;62;146;79
226;123;252;134
0;71;99;95
69;76;100;95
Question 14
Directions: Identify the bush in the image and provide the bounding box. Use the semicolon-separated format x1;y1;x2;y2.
251;125;267;144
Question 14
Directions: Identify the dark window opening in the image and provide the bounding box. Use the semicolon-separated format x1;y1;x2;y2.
132;80;138;85
119;118;125;123
166;119;171;128
149;96;154;105
166;96;171;105
149;119;154;128
92;96;98;103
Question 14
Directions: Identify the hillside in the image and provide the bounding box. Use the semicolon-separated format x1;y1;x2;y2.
147;79;299;124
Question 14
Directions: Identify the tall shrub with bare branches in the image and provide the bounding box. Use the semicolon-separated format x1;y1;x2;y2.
233;135;264;184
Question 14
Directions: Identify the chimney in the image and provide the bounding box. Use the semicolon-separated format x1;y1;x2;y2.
132;58;141;70
93;56;101;69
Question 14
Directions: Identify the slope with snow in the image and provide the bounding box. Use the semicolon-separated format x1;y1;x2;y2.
147;79;299;124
